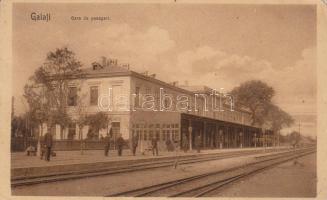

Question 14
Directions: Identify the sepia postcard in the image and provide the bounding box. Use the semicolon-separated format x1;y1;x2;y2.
0;0;327;199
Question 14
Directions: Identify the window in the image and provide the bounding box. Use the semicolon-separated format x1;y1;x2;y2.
164;98;170;108
162;130;166;140
135;87;140;107
149;130;153;140
138;131;142;140
90;86;98;106
67;87;77;106
156;131;160;140
174;130;179;140
145;87;151;95
144;131;148;140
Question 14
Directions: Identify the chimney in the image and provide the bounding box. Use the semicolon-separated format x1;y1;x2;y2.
92;62;102;70
170;81;178;86
121;63;130;70
101;56;107;68
142;71;149;76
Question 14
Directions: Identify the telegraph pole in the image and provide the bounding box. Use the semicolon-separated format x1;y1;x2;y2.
298;99;304;145
299;120;301;147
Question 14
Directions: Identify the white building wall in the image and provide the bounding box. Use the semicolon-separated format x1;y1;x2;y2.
55;124;61;140
59;72;253;141
63;76;131;140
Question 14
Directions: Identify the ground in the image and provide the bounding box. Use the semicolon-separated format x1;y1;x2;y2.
215;153;317;197
12;150;316;197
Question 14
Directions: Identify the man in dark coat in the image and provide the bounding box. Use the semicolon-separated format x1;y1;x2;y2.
151;136;159;156
182;134;189;153
116;135;125;156
39;135;46;160
104;134;111;156
131;134;138;156
195;134;202;153
44;132;53;161
165;139;171;152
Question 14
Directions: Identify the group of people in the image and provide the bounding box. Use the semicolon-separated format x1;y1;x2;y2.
104;133;160;157
40;132;54;161
26;131;204;161
26;132;54;161
104;133;125;156
104;133;204;157
182;134;202;153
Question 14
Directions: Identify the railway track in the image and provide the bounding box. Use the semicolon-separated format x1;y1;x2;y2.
12;148;289;187
108;147;315;197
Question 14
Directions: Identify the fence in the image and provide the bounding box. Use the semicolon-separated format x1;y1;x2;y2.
11;137;129;152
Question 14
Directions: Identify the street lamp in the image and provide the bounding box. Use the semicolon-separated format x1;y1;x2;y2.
139;120;145;155
254;133;257;148
298;99;305;148
188;125;193;151
36;118;42;157
239;132;243;148
37;86;47;157
219;130;223;149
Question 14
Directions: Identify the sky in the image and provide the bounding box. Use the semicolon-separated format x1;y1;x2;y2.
12;3;316;137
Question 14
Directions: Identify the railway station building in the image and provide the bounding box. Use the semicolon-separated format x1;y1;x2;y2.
41;58;275;151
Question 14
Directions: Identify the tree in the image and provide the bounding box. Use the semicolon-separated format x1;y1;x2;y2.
75;92;89;140
86;112;110;140
11;115;26;138
264;104;294;132
289;131;301;147
24;82;51;138
263;104;294;146
73;89;89;154
231;80;275;126
24;47;82;138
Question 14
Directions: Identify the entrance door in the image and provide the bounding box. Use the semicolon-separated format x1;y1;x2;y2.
111;122;120;149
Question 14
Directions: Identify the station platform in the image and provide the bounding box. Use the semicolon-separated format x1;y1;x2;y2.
11;146;290;179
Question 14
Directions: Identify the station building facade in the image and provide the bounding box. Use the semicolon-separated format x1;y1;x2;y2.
46;61;274;151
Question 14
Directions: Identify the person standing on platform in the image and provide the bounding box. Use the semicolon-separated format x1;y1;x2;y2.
195;134;202;153
165;139;171;152
39;135;45;160
116;134;125;156
104;133;111;156
44;132;53;161
131;134;138;156
151;136;159;156
182;134;189;153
